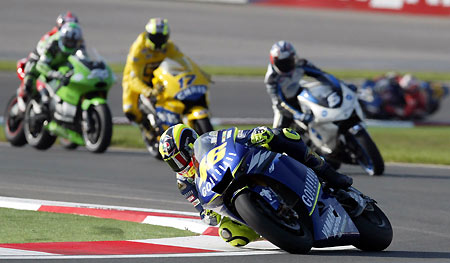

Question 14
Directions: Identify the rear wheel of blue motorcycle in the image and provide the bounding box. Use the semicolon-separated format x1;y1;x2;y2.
235;190;313;254
353;203;393;251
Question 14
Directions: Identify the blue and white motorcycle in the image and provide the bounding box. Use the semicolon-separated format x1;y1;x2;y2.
195;128;393;254
292;78;384;175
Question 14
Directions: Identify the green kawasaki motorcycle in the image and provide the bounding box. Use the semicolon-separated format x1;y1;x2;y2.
24;53;115;153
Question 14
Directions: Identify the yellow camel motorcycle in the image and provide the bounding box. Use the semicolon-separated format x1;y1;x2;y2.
139;55;214;158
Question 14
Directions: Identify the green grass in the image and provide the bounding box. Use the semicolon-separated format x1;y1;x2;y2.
111;124;146;149
0;207;195;244
367;126;450;165
1;60;450;81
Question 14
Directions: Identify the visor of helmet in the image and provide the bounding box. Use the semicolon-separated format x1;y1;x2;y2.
163;149;191;173
62;37;80;49
275;56;295;73
147;32;169;50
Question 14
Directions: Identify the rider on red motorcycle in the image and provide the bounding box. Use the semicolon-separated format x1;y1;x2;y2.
365;73;449;119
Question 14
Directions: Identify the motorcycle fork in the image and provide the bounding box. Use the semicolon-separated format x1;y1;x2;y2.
82;110;94;133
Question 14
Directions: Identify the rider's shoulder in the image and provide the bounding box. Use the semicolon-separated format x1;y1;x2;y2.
136;32;147;43
42;35;60;55
166;41;182;55
264;65;279;83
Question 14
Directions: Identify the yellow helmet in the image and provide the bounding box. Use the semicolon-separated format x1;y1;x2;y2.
159;124;198;177
145;18;170;50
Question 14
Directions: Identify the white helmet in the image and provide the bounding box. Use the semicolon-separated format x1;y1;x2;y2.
270;40;297;74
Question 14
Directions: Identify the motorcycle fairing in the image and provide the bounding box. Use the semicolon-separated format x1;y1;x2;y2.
56;56;113;106
194;128;246;219
310;190;359;246
195;128;360;246
298;82;363;123
298;82;365;153
154;106;181;127
174;84;207;101
247;154;359;245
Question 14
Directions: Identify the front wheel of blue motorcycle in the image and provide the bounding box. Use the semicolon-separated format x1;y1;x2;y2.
234;190;313;254
353;203;393;251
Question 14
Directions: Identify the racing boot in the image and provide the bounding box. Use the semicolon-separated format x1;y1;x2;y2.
219;217;260;247
318;164;353;189
139;117;154;142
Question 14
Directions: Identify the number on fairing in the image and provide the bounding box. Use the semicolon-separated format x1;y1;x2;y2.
178;74;196;89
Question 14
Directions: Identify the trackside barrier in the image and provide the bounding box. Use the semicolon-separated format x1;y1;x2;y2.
252;0;450;16
171;0;450;16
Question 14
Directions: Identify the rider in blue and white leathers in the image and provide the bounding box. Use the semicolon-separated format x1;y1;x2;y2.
159;124;353;247
265;40;342;128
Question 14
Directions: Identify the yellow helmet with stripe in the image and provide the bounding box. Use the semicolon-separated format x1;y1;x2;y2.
159;124;198;177
145;18;170;50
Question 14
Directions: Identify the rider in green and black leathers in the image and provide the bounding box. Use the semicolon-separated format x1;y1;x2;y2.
36;22;83;85
25;22;83;105
22;13;83;100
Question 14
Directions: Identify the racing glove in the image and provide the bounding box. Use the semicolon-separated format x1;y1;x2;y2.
293;111;314;125
200;209;221;226
143;85;163;98
47;70;64;80
250;126;274;148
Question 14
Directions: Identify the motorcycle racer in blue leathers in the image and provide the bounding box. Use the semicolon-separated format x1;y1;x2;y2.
159;124;353;247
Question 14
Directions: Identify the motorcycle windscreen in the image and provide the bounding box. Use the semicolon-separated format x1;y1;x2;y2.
299;83;343;108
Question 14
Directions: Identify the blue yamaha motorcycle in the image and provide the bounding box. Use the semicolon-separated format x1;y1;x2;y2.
194;128;393;254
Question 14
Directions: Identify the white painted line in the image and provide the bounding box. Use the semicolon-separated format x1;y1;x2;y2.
386;162;450;170
0;246;356;260
143;215;209;234
0;196;198;217
135;236;238;251
0;250;285;260
0;247;56;256
0;200;41;211
134;235;279;252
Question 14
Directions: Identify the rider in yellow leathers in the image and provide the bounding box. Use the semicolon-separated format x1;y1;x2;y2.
122;18;184;129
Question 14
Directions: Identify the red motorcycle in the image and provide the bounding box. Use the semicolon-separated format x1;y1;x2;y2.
3;58;28;146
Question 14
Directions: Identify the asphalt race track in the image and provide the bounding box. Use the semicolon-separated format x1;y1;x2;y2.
1;0;450;71
1;1;450;262
1;143;450;263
